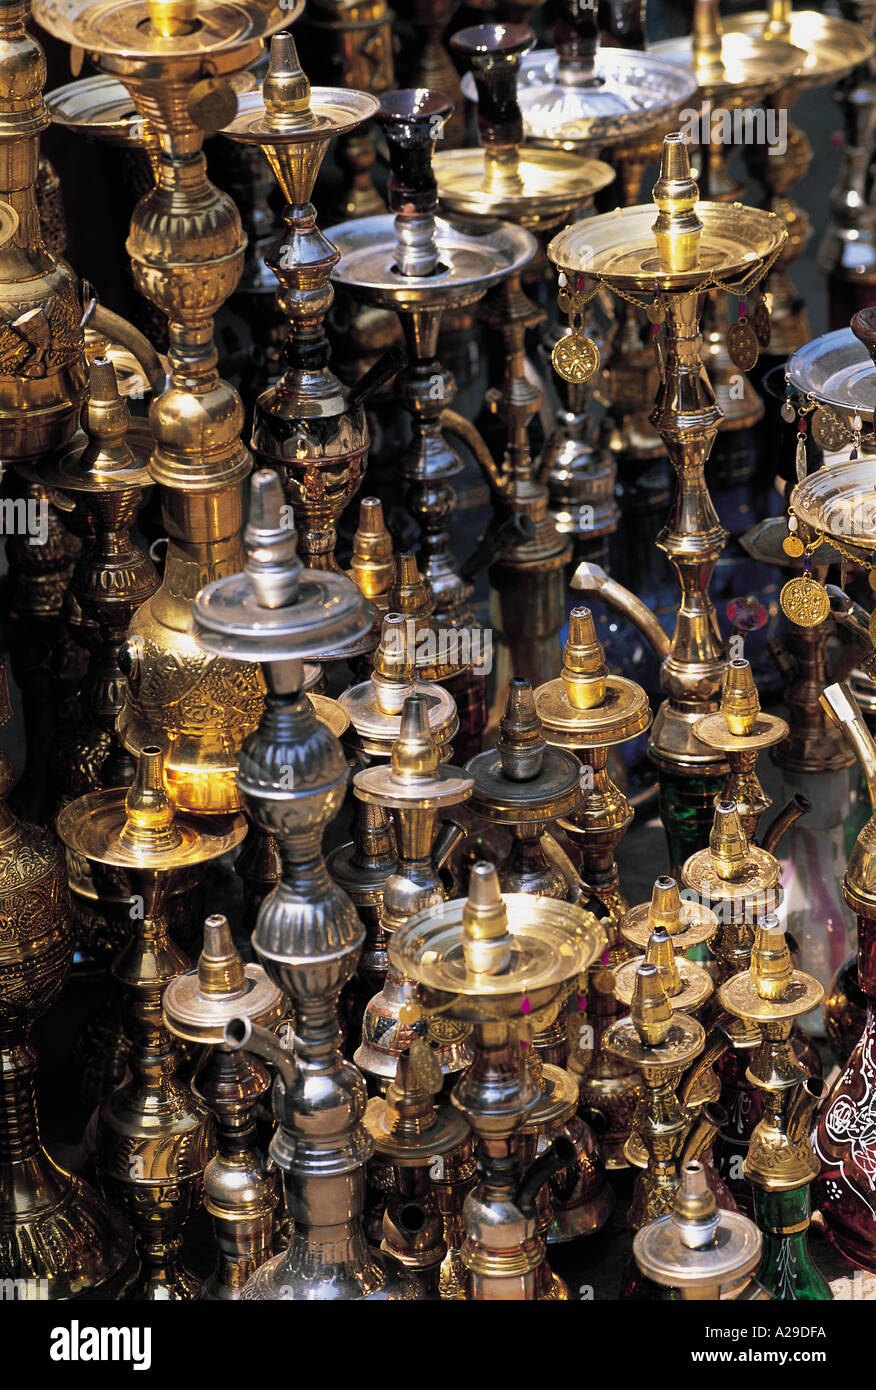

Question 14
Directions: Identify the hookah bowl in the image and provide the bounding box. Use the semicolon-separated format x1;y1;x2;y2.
633;1160;765;1300
33;0;300;816
720;915;830;1299
554;134;786;872
339;611;459;763
0;660;135;1298
614;928;714;1022
0;0;88;461
694;657;788;844
326;87;534;745
352;692;474;1094
57;746;246;1300
434;22;613;660
220;32;405;633
722;1;873;360
348;496;395;627
163;913;284;1300
392;861;605;1299
810;681;876;1271
534;606;651;1165
364;1046;472;1298
196;468;421;1300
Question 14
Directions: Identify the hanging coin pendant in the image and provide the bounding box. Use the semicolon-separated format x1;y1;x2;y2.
647;300;665;324
782;535;805;557
557;287;573;314
551;332;600;385
409;1036;443;1093
427;1014;467;1047
811;407;850;453
781;399;796;423
752;298;771;348
728;317;759;372
780;574;830;627
869;570;876;593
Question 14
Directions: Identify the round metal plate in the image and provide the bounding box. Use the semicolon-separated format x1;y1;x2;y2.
786;328;876;421
47;75;142;144
614;956;713;1013
354;758;473;811
32;0;298;59
163;962;282;1043
193;566;373;664
434;147;614;225
790;456;876;551
535;674;651;749
621;897;719;952
651;32;806;100
603;1012;705;1069
720;968;824;1023
633;1208;761;1289
223;86;378;145
693;710;788;754
466;744;582;824
723;11;874;91
57;788;246;869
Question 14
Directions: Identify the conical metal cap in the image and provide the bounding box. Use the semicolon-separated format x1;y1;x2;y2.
722;659;759;737
709;800;749;881
462;861;514;976
244;468;303;611
750;913;794;1002
651;133;703;274
118;746;183;856
562;606;607;710
497;677;546;780
631;962;673;1046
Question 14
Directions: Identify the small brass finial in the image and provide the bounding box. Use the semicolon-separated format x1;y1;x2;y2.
80;358;133;477
648;876;686;935
350;498;395;602
497;678;546;780
147;0;197;38
373;613;417;713
118;746;183;856
643;929;683;997
721;659;759;737
709;800;749;881
631;963;674;1046
462;861;514;976
388;552;432;626
382;1051;440;1138
392;693;440;782
674;1160;720;1249
263;32;318;134
244;469;303;611
749;913;794;1002
651;134;703;275
691;0;726;84
198;914;248;998
562;607;607;710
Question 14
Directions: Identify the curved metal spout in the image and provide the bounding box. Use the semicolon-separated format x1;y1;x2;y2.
90;303;168;395
679;1101;726;1167
679;1027;729;1109
826;585;871;644
517;1135;576;1216
760;794;811;856
821;682;876;807
786;1078;825;1146
224;1016;298;1089
571;561;671;661
439;408;508;497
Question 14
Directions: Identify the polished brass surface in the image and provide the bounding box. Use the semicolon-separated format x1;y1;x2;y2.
694;659;788;841
820;683;876;918
615;929;714;1015
0;667;135;1297
621;875;720;954
349;496;395;618
353;692;473;1090
391;862;604;1299
163;914;283;1300
633;1160;763;1297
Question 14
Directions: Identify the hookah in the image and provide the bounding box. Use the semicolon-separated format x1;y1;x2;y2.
32;0;297;817
348;497;395;628
719;915;830;1300
819;1;876;330
633;1160;766;1300
554;133;786;872
693;657;789;842
326;88;535;750
614;927;715;1021
339;611;459;762
603;963;727;1234
352;693;474;1094
328;798;398;1052
721;0;873;368
56;747;245;1299
219;31;406;631
433;21;614;698
363;1045;471;1298
391;860;605;1299
384;550;472;695
163;913;284;1300
533;605;651;1168
195;467;423;1299
0;657;136;1298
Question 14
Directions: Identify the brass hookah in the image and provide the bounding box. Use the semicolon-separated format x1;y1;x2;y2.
364;1045;471;1299
339;611;459;762
57;747;245;1300
633;1159;765;1300
603;963;726;1233
32;0;295;817
220;31;405;640
0;658;136;1299
391;861;605;1300
328;798;398;1052
719;914;830;1300
348;496;395;625
533;605;651;1168
0;0;87;462
693;657;789;842
163;913;284;1300
353;692;474;1094
384;549;473;691
652;0;805;460
614;926;715;1022
195;468;422;1300
433;22;614;699
722;0;873;364
554;134;786;873
327;88;535;750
